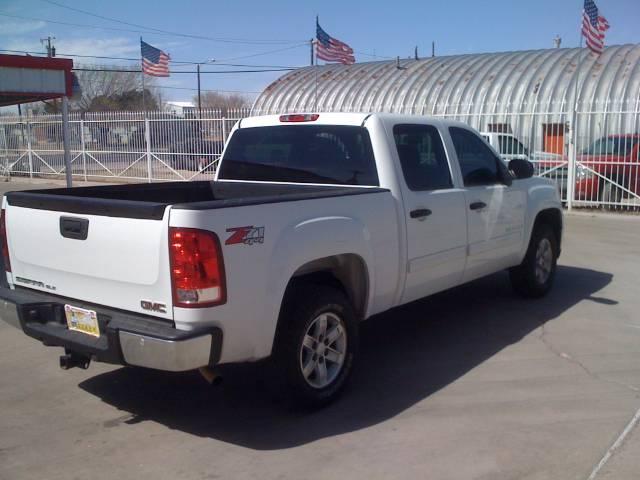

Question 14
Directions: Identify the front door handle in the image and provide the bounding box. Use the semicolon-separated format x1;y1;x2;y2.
410;208;432;219
469;202;487;211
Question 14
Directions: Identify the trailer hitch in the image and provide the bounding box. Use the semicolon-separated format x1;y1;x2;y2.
59;350;90;370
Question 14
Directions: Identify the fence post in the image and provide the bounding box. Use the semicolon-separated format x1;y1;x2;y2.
567;114;577;211
25;116;33;178
144;117;152;183
222;117;227;142
80;119;87;182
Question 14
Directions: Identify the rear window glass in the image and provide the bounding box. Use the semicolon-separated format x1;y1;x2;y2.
218;125;379;186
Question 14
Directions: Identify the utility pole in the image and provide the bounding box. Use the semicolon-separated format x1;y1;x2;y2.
414;46;418;60
432;41;435;57
40;36;56;57
197;63;202;117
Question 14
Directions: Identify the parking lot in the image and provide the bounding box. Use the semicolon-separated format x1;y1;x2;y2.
0;179;639;480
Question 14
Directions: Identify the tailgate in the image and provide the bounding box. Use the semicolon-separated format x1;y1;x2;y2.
3;201;174;321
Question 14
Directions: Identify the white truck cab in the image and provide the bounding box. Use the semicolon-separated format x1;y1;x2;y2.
0;113;562;407
481;131;529;162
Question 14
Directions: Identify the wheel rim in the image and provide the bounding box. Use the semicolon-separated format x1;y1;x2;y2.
299;312;347;389
535;237;553;285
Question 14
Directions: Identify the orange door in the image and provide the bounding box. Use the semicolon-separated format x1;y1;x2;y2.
543;124;565;154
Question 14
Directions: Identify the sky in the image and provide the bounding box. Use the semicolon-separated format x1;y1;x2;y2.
1;0;639;107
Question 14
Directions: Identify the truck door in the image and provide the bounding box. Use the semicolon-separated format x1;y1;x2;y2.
393;124;468;303
448;127;525;282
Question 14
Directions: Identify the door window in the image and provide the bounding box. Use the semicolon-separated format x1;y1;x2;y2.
498;135;527;156
450;127;503;186
393;124;453;191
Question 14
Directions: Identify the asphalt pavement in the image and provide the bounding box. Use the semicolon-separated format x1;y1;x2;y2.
0;178;639;480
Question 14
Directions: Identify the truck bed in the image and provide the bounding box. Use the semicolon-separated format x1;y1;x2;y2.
5;181;386;219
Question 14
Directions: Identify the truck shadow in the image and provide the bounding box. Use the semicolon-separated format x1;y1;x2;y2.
79;265;613;450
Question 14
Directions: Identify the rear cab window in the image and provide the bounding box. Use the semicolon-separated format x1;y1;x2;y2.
393;124;453;191
218;125;379;186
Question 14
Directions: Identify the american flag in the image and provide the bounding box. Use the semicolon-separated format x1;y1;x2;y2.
581;0;609;55
141;40;171;77
316;21;355;65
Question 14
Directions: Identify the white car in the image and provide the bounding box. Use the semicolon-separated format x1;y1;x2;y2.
0;113;562;407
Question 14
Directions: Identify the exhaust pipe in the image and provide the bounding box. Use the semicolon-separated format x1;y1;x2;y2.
60;351;90;370
198;366;223;386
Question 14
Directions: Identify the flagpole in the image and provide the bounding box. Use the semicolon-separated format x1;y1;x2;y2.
140;37;147;113
568;27;585;211
314;16;319;112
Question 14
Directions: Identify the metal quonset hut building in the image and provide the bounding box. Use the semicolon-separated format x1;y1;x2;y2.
252;44;640;155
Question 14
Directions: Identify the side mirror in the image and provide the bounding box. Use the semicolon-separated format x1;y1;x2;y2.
509;159;534;179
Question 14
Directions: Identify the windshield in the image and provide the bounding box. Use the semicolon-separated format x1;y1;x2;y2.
582;137;638;156
218;125;379;186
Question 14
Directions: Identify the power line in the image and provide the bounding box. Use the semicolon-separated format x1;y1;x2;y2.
39;0;305;45
155;85;260;94
211;43;310;62
72;67;295;74
354;50;395;60
0;12;165;38
0;48;304;69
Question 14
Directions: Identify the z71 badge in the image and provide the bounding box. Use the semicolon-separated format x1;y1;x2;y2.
225;226;265;246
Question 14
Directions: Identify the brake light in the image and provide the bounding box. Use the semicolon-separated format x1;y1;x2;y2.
0;209;10;272
279;114;319;122
169;228;226;308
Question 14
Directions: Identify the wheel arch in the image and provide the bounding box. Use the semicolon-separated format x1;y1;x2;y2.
532;208;563;255
271;253;369;355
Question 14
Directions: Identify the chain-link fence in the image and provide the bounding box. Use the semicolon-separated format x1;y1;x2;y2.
1;101;639;210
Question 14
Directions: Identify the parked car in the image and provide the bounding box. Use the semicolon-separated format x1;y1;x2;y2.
575;134;640;203
529;135;640;204
0;113;562;407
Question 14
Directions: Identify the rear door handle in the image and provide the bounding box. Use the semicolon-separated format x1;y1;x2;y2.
469;202;487;211
410;208;432;219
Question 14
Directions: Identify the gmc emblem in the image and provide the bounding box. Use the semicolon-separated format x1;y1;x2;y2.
140;300;167;314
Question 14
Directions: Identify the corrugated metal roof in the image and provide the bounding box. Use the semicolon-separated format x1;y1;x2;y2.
252;44;640;115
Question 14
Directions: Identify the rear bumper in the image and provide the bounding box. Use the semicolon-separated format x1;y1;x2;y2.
0;287;222;372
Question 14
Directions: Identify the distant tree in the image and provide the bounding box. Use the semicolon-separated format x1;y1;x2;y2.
36;65;160;113
195;92;250;115
87;89;159;111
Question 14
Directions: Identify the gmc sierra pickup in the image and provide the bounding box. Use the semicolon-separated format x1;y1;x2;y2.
0;113;562;407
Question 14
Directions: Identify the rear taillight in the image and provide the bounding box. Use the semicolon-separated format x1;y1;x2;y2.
0;209;10;272
279;113;319;122
169;227;226;308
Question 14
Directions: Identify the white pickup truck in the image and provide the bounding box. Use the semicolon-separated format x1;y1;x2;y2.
0;113;562;407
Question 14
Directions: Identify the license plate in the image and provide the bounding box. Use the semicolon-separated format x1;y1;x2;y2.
64;305;100;337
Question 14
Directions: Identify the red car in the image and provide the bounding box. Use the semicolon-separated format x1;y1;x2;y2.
534;135;640;205
576;134;640;203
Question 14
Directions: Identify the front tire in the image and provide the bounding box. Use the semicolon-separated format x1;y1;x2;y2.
274;285;358;409
509;223;558;298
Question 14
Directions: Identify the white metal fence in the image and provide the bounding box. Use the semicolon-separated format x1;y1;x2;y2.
0;109;250;183
1;101;639;210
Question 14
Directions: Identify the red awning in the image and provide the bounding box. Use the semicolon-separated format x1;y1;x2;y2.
0;54;74;107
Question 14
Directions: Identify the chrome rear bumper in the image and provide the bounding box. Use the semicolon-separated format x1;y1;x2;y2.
0;286;222;372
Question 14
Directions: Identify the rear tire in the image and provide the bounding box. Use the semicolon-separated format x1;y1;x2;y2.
274;284;358;409
509;223;558;298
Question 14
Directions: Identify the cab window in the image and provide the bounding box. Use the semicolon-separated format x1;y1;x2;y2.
450;127;504;187
393;124;453;191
